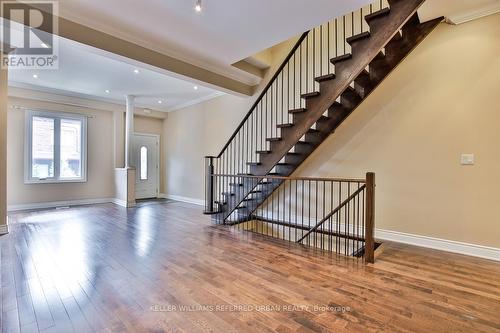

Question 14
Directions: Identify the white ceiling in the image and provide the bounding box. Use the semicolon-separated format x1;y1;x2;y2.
7;35;224;112
5;0;498;112
58;0;372;83
56;0;499;85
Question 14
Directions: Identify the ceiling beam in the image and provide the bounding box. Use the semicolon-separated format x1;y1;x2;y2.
1;2;255;96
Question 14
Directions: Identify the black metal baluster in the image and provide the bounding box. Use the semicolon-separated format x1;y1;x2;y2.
352;11;354;39
337;181;341;254
320;24;323;77
343;16;346;55
328;20;331;75
335;18;338;59
288;179;292;242
308;180;311;247
281;68;284;127
306;34;309;93
322;180;326;251
330;181;334;252
314;180;318;248
313;28;316;88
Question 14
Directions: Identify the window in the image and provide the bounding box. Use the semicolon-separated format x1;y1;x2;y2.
25;110;87;183
140;146;148;180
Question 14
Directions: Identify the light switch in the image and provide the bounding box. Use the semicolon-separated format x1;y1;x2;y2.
460;154;474;165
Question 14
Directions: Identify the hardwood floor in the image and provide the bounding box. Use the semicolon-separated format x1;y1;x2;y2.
1;202;499;333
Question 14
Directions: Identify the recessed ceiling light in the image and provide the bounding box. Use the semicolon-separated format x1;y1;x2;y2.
134;69;140;74
158;100;163;104
194;0;202;12
105;89;110;93
193;85;198;90
32;74;38;79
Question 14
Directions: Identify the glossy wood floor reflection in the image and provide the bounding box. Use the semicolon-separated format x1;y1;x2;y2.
2;202;500;333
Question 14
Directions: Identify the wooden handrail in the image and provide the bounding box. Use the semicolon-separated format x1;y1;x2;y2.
211;173;366;183
296;184;366;243
214;31;310;158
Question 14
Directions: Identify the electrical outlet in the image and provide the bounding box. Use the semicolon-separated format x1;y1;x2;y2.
460;154;474;165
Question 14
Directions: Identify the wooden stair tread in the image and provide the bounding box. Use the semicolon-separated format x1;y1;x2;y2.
277;123;294;128
266;137;282;142
289;108;307;114
330;53;352;64
346;31;371;44
301;91;320;99
365;7;390;22
314;73;336;82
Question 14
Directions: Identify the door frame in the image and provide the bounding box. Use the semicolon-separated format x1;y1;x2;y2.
133;132;160;199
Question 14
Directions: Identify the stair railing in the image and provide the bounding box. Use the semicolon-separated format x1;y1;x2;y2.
204;1;388;220
208;172;376;262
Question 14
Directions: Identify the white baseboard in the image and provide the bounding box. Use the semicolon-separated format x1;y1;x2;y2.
0;224;8;235
163;194;204;206
112;198;136;208
7;198;115;212
375;229;500;262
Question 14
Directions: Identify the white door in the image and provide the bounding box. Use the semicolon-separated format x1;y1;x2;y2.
132;134;159;199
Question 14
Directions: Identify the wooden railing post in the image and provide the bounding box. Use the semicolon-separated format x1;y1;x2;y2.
365;172;375;263
204;156;215;213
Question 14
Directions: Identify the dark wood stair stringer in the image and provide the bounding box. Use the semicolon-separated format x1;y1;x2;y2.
228;15;443;222
252;0;434;176
217;0;443;222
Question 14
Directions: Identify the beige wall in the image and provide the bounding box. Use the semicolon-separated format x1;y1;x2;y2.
163;36;300;199
7;97;116;205
295;15;500;248
6;96;167;206
164;94;254;199
163;15;500;248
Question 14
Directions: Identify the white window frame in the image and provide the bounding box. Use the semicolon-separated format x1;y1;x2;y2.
24;109;88;184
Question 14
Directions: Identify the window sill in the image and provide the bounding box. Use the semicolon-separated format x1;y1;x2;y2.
24;179;88;185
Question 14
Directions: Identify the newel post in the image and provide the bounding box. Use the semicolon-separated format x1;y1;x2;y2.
204;156;215;213
365;172;376;263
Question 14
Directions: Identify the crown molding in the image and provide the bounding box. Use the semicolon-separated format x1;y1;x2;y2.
7;84;222;116
446;3;500;25
167;91;225;112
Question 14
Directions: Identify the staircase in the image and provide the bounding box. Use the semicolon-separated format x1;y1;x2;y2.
205;0;442;224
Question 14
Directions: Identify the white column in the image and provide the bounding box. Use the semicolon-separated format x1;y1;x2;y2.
124;95;135;168
0;54;8;234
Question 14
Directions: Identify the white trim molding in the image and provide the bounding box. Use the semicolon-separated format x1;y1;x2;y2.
162;194;204;206
112;198;136;208
0;224;9;235
8;197;142;211
375;229;500;262
446;3;500;25
8;198;114;212
167;91;225;112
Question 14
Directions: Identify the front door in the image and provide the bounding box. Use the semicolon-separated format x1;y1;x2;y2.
132;134;159;199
